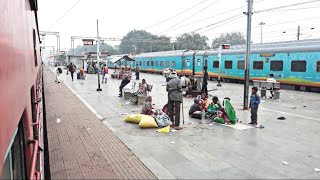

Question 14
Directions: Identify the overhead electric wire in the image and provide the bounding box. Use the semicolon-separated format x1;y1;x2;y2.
189;13;243;33
261;4;320;12
254;0;320;13
144;0;209;30
156;0;219;35
48;0;81;30
162;4;247;33
165;0;264;36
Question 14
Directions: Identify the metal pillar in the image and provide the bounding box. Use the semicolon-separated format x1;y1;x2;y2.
217;45;222;87
297;26;300;40
243;0;253;110
96;19;102;91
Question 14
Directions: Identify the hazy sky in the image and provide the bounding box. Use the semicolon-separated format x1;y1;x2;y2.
38;0;320;51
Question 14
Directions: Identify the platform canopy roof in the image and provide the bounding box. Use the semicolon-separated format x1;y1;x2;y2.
109;55;135;66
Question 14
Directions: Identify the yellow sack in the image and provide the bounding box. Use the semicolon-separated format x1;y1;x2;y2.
139;115;158;128
156;126;170;133
124;114;143;124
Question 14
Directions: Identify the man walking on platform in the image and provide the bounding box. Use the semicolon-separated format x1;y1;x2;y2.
166;74;183;130
201;66;208;95
67;62;76;81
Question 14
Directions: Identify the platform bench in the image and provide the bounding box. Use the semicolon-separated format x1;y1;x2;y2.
253;80;281;99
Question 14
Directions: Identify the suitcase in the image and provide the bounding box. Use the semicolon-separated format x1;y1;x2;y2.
77;72;80;79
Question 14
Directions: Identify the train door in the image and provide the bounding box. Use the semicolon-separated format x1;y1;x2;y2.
182;57;187;74
194;56;203;75
203;55;208;68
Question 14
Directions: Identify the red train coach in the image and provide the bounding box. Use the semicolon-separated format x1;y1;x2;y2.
0;0;44;179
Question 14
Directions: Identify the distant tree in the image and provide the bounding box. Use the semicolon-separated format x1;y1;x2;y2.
212;32;246;48
120;30;172;54
68;43;119;55
175;33;209;50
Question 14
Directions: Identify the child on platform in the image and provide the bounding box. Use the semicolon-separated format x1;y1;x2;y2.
249;87;260;127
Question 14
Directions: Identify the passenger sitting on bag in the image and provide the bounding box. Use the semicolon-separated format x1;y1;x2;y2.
189;99;202;119
206;96;222;118
141;96;153;115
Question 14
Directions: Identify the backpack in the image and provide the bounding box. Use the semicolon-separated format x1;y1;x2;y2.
58;68;62;74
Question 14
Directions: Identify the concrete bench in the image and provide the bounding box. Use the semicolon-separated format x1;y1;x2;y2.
253;80;281;99
137;84;153;105
123;82;135;100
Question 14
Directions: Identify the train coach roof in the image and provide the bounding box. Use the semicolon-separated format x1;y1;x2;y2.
199;39;320;55
231;38;320;50
135;50;191;58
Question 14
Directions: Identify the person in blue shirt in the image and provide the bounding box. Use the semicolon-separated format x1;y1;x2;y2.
249;87;260;127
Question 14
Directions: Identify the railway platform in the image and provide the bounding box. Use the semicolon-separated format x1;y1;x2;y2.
43;68;156;179
45;66;320;179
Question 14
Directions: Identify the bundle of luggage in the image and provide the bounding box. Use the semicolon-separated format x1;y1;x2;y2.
124;109;172;128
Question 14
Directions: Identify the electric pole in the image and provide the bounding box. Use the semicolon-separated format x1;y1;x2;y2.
297;25;300;40
96;19;102;91
244;0;253;110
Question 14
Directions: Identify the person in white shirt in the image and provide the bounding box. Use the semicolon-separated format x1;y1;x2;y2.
266;73;276;98
180;74;188;89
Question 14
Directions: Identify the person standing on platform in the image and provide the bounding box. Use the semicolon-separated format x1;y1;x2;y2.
201;66;208;95
68;63;76;81
266;73;277;98
166;73;183;130
102;64;109;83
135;67;140;80
55;67;62;83
249;87;260;127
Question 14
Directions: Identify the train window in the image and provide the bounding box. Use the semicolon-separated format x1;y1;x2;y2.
160;61;164;67
171;61;176;67
225;61;233;69
291;60;306;72
213;61;219;68
1;121;27;179
270;60;283;71
151;61;154;66
253;61;264;70
139;61;142;66
155;61;159;66
33;29;38;67
182;60;186;67
237;60;245;69
197;59;201;67
143;61;146;66
316;61;320;72
165;61;170;67
187;59;190;67
147;61;150;66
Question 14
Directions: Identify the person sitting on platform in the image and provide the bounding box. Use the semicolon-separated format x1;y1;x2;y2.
130;79;147;104
189;99;202;119
197;93;209;107
206;96;222;118
189;74;197;90
266;73;277;98
118;75;130;97
141;96;153;115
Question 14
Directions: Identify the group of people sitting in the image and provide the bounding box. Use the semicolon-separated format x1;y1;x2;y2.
112;66;133;80
188;93;237;124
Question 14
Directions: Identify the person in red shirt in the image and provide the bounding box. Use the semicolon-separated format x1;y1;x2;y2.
102;64;109;83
